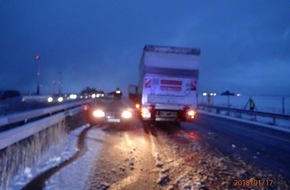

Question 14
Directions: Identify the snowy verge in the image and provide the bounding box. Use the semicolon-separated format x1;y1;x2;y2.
9;125;106;190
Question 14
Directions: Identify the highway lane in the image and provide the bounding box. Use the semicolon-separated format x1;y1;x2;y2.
18;100;290;189
83;120;289;189
181;114;290;179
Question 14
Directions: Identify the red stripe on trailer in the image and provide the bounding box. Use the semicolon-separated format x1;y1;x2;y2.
191;80;197;90
160;80;182;85
145;78;151;88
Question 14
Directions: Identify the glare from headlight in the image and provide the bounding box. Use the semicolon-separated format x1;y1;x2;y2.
69;94;77;99
58;97;64;102
48;97;53;103
93;109;105;118
122;110;132;119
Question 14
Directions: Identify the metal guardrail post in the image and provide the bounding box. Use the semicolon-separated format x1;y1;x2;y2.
282;96;285;115
197;104;290;127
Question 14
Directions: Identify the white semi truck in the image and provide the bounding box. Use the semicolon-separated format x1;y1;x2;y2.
138;45;200;122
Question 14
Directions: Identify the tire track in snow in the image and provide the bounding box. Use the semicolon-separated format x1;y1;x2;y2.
22;125;95;190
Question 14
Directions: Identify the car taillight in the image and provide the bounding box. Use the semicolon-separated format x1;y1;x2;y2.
93;109;105;118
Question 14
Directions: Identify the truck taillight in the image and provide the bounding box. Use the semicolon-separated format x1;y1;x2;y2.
141;107;150;114
141;106;153;119
186;109;196;119
187;110;195;117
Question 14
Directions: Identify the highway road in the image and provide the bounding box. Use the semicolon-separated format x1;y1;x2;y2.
82;121;289;189
181;114;290;179
21;106;290;189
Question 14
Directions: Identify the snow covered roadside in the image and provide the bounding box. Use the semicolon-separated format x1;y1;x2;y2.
9;125;106;190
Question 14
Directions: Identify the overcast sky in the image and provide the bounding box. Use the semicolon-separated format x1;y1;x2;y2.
0;0;289;96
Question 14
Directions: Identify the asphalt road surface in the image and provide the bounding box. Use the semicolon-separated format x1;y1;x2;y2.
181;114;290;179
83;118;289;189
23;114;290;189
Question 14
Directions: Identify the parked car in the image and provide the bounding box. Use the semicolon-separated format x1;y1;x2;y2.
0;90;20;100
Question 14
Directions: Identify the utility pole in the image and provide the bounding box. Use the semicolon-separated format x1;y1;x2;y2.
35;55;41;95
52;80;56;95
282;96;285;114
58;72;63;95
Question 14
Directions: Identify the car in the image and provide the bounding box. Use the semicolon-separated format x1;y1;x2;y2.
0;90;20;100
85;96;138;127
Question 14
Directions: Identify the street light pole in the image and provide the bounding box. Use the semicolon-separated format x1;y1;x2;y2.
35;55;41;95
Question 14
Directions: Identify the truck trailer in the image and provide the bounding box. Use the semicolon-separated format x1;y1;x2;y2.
137;45;200;123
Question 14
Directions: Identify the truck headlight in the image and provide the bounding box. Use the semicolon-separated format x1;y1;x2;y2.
121;110;132;119
93;109;105;118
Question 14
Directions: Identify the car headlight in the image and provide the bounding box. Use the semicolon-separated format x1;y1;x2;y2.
47;97;53;103
121;110;132;119
93;109;105;118
58;97;64;102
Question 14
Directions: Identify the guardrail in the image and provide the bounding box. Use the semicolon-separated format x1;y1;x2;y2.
0;100;90;128
198;104;290;126
0;100;90;150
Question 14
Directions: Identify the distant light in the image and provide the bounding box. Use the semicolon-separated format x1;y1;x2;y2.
48;97;53;103
92;94;96;98
69;94;77;99
35;55;40;60
202;93;207;96
58;97;64;102
116;90;121;94
236;93;242;97
96;94;100;98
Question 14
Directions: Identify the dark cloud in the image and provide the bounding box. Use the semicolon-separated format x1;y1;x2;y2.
0;0;289;95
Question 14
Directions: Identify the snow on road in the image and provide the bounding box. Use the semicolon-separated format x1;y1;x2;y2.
9;125;106;190
8;122;290;190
